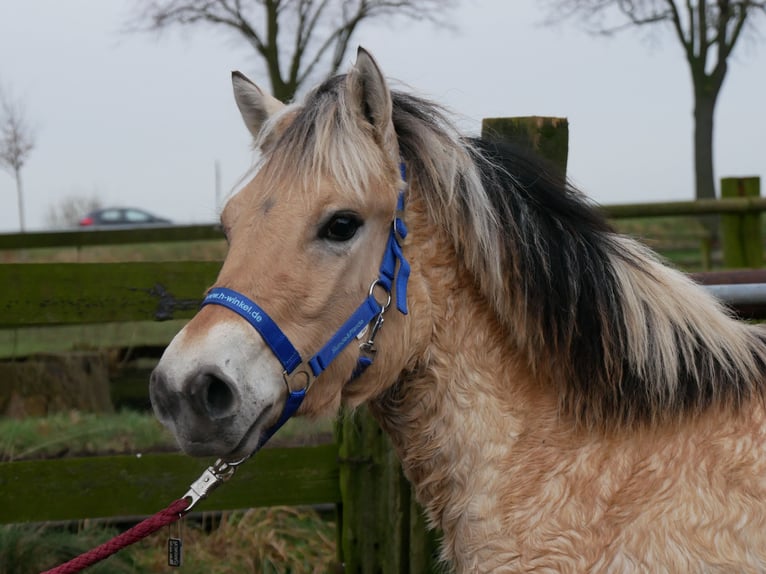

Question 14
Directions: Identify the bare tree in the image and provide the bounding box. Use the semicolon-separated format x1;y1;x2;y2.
128;0;456;101
544;0;766;207
45;194;104;229
0;86;35;232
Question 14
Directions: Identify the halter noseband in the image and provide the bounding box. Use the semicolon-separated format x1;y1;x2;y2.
201;164;410;454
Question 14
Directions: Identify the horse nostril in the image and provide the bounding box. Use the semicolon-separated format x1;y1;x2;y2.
149;369;179;421
206;377;235;415
190;372;238;420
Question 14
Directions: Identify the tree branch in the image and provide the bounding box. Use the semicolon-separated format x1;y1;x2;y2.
0;89;35;174
128;0;457;100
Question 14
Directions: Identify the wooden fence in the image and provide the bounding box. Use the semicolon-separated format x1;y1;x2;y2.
602;178;765;270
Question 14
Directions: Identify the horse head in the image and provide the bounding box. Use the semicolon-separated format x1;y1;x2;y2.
150;49;424;459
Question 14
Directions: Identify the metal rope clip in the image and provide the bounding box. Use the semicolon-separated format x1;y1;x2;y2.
359;280;392;360
359;311;385;360
181;457;246;514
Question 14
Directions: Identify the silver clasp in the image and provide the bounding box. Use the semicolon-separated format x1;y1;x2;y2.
182;457;246;513
359;280;392;359
359;312;385;359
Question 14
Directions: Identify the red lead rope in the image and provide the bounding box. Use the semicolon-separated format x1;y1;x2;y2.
41;498;191;574
40;458;242;573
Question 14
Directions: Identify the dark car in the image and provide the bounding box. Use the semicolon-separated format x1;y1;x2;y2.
79;207;172;227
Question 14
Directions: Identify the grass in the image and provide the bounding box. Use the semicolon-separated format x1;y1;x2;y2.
611;215;709;239
0;410;175;462
0;522;137;574
4;507;337;574
0;409;334;462
127;507;337;573
611;215;715;271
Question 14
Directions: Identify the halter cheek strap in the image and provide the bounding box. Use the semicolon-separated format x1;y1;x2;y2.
201;167;409;454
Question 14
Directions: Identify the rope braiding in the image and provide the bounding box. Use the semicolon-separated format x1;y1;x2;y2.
40;498;189;574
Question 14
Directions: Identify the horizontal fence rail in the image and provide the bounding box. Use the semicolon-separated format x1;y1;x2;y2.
601;197;766;218
0;445;340;524
692;269;766;318
0;223;223;249
705;283;766;306
0;320;187;359
0;262;219;327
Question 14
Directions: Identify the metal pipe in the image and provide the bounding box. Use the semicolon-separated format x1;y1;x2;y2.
704;283;766;306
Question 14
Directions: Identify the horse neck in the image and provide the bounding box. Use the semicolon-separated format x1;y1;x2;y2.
369;195;558;555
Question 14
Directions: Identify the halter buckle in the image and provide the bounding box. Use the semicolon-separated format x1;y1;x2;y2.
283;363;315;394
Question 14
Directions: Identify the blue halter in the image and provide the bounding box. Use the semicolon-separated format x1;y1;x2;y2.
201;165;410;453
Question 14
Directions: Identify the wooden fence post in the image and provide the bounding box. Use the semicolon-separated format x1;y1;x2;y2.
721;177;762;268
481;116;569;175
336;406;440;573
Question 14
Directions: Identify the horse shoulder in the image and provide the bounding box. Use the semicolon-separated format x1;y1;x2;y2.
495;397;766;570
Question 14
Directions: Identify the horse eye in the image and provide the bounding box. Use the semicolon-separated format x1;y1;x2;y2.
319;213;363;242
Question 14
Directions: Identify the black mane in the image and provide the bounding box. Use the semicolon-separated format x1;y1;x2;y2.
388;89;766;427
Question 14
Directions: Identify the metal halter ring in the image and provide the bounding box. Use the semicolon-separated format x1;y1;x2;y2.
369;279;393;311
283;364;315;394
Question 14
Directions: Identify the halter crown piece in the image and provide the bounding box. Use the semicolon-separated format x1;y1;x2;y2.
201;163;410;455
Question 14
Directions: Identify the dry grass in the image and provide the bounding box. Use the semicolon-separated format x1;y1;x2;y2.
6;507;336;573
1;523;136;574
127;507;337;573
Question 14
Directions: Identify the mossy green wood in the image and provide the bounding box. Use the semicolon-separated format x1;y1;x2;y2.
337;407;406;573
481;116;569;175
0;224;223;250
408;496;442;572
0;262;220;327
0;320;187;359
602;197;766;218
336;406;442;573
0;445;340;524
721;177;762;268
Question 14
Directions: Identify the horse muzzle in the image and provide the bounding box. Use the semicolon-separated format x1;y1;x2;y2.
148;319;286;458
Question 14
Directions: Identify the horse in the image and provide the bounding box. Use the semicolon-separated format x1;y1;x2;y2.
150;48;766;572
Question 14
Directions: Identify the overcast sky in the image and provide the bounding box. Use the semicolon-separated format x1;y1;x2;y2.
0;0;764;232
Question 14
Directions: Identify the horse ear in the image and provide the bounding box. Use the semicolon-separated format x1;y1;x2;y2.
346;47;397;157
232;71;285;140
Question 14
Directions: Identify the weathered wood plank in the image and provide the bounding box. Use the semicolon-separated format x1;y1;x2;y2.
602;197;766;218
0;320;186;358
0;262;220;327
0;224;223;250
721;177;762;268
337;406;438;573
0;445;340;523
482;116;569;175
